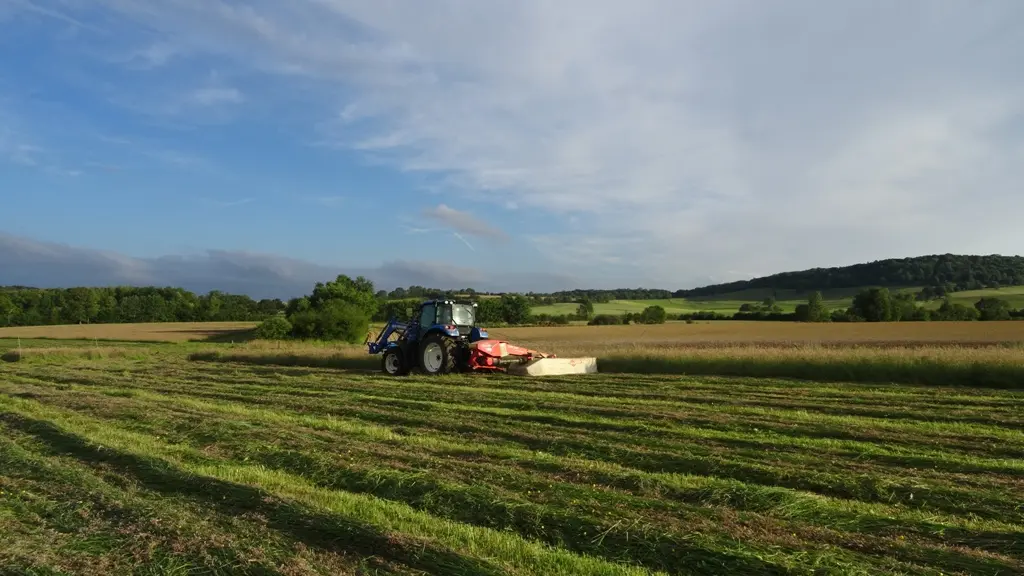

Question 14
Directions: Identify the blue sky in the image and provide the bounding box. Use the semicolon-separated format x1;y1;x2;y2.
2;1;1023;298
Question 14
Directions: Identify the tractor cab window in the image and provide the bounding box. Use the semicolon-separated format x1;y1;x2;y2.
452;304;475;326
436;303;474;326
419;303;436;327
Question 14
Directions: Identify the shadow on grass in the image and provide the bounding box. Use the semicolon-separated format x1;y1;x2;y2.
244;448;794;576
189;351;379;371
189;329;259;344
0;412;503;576
597;356;1024;389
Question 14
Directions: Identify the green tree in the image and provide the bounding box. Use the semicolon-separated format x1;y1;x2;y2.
934;299;980;321
807;291;828;322
975;297;1011;321
576;297;594;319
290;301;370;342
851;288;893;322
62;287;99;324
254;315;292;340
309;275;378;317
0;293;14;326
890;293;918;322
639;305;667;324
475;298;505;324
499;293;532;325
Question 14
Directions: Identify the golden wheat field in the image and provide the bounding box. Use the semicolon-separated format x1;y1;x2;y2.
0;322;257;342
489;321;1024;348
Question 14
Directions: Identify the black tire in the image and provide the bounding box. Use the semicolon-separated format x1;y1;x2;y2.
418;333;458;375
382;347;409;376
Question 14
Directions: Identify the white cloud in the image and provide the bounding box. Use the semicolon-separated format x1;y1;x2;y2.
304;195;346;208
121;42;180;69
189;86;243;106
422;204;508;241
200;197;254;208
8;0;1024;286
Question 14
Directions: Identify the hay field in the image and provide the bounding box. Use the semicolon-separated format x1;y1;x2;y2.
3;319;1023;348
490;320;1024;345
2;352;1022;575
0;321;257;342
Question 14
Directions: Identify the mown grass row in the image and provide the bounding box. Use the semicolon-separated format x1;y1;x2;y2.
2;356;1022;575
6;337;1024;388
186;344;1024;388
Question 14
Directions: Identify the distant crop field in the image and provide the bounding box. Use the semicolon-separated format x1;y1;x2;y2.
2;352;1021;575
4;319;1022;349
0;321;257;343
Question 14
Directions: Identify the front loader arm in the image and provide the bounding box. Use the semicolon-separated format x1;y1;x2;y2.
366;318;409;354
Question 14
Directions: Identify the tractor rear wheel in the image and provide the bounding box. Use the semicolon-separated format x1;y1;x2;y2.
382;347;409;376
419;333;457;375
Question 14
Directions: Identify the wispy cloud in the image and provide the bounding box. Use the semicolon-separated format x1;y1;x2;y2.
119;42;180;69
4;1;1024;286
8;0;101;32
188;86;244;107
422;204;508;241
305;195;346;208
201;197;254;208
8;143;42;166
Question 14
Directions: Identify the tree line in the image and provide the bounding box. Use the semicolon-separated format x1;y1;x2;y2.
679;289;1024;323
676;254;1024;298
0;286;286;327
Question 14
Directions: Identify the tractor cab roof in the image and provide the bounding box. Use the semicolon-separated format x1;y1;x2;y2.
418;299;478;308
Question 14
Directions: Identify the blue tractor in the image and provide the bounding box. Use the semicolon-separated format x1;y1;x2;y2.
367;298;595;377
365;299;490;376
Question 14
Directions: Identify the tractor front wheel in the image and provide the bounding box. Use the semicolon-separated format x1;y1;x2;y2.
382;347;409;376
419;334;457;375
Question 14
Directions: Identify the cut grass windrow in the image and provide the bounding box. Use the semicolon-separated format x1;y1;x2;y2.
3;354;1023;576
0;398;676;576
5;394;1021;576
4;369;1022;526
3;380;1023;572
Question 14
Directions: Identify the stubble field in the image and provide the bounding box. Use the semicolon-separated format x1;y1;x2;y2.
1;321;1023;575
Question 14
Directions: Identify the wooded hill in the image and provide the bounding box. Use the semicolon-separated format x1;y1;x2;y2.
674;254;1024;298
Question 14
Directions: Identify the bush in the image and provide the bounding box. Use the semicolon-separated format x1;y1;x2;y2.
934;300;980;321
588;314;622;326
975;297;1012;321
530;313;570;326
680;311;730;321
289;301;370;342
639;305;667;324
253;315;292;340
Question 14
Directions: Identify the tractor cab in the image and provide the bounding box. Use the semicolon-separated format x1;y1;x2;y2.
414;299;488;342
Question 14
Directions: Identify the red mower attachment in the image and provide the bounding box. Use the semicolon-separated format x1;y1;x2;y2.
466;339;597;376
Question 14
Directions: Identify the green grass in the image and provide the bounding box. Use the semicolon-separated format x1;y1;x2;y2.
530;286;1024;316
1;350;1022;575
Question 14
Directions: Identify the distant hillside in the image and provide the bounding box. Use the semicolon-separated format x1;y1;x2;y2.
675;255;1024;298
